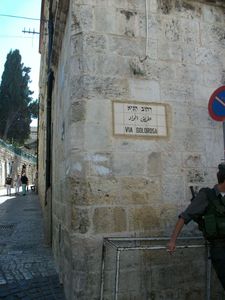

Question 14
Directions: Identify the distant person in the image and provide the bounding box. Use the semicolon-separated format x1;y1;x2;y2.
21;173;28;196
26;177;29;191
5;175;12;196
34;171;38;193
15;174;21;195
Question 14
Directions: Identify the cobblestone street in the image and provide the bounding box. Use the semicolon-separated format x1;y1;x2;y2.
0;189;65;300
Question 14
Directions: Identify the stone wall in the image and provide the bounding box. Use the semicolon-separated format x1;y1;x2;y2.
39;0;225;299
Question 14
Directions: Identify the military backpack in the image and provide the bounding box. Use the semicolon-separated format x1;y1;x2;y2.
192;187;225;240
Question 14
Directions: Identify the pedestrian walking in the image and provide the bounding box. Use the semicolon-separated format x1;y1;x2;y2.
15;174;21;195
26;177;29;191
5;175;12;196
167;163;225;291
21;173;28;196
33;171;38;193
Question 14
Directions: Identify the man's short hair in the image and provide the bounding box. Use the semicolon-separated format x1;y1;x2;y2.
217;163;225;183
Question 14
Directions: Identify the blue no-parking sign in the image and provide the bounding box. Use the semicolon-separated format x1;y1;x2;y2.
208;86;225;122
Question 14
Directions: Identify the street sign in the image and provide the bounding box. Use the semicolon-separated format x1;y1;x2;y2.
208;86;225;121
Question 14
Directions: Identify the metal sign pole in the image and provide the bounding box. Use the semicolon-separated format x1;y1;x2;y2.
223;122;225;160
206;243;212;300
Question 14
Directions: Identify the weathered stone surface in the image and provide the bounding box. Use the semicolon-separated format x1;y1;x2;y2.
161;80;194;102
88;152;113;176
71;4;94;33
87;177;119;205
128;78;160;100
129;57;177;81
128;206;160;232
69;100;86;123
71;207;90;233
147;152;162;177
81;54;131;77
93;207;127;233
202;4;225;24
127;202;179;234
71;237;102;271
158;41;183;62
70;75;129;100
85;99;111;124
39;0;225;298
69;175;162;207
84;123;112;151
112;151;148;176
83;33;108;54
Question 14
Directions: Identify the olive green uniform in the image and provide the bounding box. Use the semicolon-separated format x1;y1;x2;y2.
180;185;225;290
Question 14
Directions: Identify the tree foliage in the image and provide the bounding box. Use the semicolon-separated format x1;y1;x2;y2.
0;49;38;144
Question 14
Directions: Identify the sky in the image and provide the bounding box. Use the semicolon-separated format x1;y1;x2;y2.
0;0;42;126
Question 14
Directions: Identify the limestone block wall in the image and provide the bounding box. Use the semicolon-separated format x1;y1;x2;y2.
38;0;50;210
38;56;48;208
42;0;225;299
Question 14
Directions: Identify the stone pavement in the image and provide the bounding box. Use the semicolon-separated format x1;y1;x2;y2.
0;189;65;300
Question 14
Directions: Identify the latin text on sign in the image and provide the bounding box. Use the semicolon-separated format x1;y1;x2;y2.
113;101;167;138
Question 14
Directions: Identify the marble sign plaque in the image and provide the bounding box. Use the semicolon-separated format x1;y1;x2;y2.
113;101;167;138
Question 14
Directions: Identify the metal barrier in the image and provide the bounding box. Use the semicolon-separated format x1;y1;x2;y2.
100;237;211;300
0;138;36;163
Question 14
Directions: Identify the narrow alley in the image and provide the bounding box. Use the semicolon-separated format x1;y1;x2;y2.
0;189;65;300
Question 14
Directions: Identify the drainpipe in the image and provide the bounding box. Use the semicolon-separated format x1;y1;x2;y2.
43;0;54;245
45;71;54;194
45;0;54;196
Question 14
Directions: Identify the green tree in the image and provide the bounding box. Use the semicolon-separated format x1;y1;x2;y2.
0;49;38;144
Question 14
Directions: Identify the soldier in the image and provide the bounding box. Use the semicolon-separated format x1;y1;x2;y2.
167;163;225;291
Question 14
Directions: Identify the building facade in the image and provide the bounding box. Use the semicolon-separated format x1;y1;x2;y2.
0;139;37;188
38;0;225;299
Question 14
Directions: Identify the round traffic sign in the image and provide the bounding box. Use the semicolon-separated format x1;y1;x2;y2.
208;86;225;122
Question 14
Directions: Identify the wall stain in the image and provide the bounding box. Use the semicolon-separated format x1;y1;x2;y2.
221;70;225;84
120;9;137;20
212;25;225;44
158;0;173;14
72;14;80;29
165;19;180;41
187;169;205;183
129;59;146;76
125;29;135;37
175;0;195;12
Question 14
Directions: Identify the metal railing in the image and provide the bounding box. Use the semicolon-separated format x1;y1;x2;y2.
100;237;211;300
0;139;36;163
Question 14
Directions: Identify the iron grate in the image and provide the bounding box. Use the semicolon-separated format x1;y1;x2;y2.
0;224;15;237
0;224;15;229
